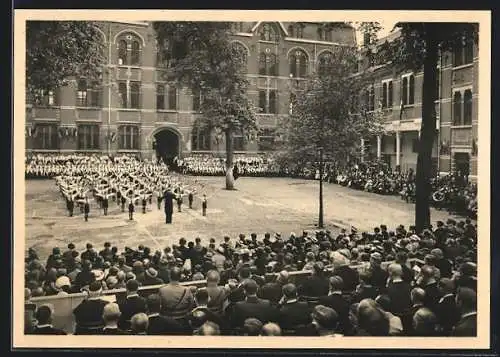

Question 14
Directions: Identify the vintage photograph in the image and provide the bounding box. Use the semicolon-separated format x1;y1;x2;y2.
13;10;491;349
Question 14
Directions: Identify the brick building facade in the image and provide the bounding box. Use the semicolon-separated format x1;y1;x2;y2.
25;21;478;178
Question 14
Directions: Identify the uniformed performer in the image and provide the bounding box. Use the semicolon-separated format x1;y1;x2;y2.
188;191;194;209
177;191;183;212
128;199;135;221
162;188;175;224
67;197;74;217
84;198;90;222
142;195;147;214
202;194;207;217
102;196;109;216
121;195;126;213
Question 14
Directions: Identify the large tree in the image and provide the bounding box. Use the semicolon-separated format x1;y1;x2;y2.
389;23;478;232
153;22;257;190
26;21;106;104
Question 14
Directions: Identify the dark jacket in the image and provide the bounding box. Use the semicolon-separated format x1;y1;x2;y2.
435;258;453;278
423;281;442;313
147;314;186;335
369;266;389;292
229;296;280;328
451;312;477;336
73;298;109;334
118;294;148;330
387;280;412;315
334;265;360;292
436;294;460;336
298;275;329;301
30;325;67;335
98;327;130;335
319;292;353;335
278;300;312;332
258;282;283;305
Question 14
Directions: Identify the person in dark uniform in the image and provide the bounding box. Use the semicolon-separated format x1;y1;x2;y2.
102;196;109;216
121;195;126;212
188;191;194;209
142;195;147;214
116;191;122;207
233;164;239;181
202;194;207;217
128;199;135;221
177;192;183;212
66;197;74;217
84;198;90;222
163;188;175;224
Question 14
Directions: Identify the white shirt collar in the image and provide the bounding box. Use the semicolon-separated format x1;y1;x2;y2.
461;311;477;319
148;313;160;318
438;293;454;303
36;324;53;328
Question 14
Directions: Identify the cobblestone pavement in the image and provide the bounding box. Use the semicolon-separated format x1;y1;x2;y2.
24;177;463;260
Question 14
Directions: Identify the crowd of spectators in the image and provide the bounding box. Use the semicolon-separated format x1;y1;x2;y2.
25;219;477;337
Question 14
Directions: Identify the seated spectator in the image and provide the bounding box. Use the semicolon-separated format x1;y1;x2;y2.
354;268;378;303
229;279;279;329
452;287;477;336
431;248;453;278
330;250;359;293
262;323;282;336
258;270;288;305
356;299;390;336
367;252;388;294
130;313;149;335
455;262;477;292
299;305;342;337
402;287;426;335
99;303;129;335
195;321;221;336
319;276;352;335
118;279;147;331
143;268;164;286
375;294;403;336
436;278;460;336
418;265;442;314
146;294;185;335
386;263;411;316
206;270;230;316
30;304;66;335
158;267;194;325
73;281;109;335
278;283;312;333
395;251;414;283
413;307;438;336
298;262;329;304
189;309;208;334
243;318;263;336
189;288;226;332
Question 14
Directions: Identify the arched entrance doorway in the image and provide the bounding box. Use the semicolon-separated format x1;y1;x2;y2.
153;128;180;167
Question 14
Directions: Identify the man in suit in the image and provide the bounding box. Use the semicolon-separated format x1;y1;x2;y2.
158;267;194;325
66;197;74;217
188;191;194;209
205;270;230;316
202;194;207;216
258;270;288;305
229;279;279;329
83;197;90;222
386;263;412;316
431;248;453;279
278;283;311;334
98;302;129;335
30;305;66;335
118;279;147;331
146;294;185;335
298;305;341;336
452;287;477;336
368;252;388;294
102;196;109;216
162;188;175;224
418;265;442;314
436;278;460;336
319;275;352;335
73;281;109;334
297;262;329;304
188;288;227;334
128;199;135;220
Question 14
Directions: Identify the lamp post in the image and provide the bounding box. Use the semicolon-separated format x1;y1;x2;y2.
318;145;324;228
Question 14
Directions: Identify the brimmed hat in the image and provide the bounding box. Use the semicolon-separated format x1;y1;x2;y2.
145;267;158;278
92;269;105;281
370;252;383;261
125;272;136;281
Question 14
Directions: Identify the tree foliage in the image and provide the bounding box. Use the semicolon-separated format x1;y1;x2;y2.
281;45;384;168
26;21;106;103
153;22;258;189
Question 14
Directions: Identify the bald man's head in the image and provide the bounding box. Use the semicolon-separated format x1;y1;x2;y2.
411;287;426;305
262;323;282;336
388;263;403;279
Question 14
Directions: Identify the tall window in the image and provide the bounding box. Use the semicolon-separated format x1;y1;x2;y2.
317;52;333;76
289;49;308;78
156;84;177;110
118;125;139;150
453;40;474;67
34;89;57;107
191;125;211;151
34;124;59;150
401;74;415;105
258;89;278;114
118;81;141;109
117;34;142;66
76;79;101;107
77;124;100;150
463;89;473;125
453;91;462;125
259;23;279;42
381;80;393;109
258;53;278;76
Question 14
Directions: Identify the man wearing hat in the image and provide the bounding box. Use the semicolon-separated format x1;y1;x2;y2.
30;304;66;335
81;243;97;263
73;281;109;334
143;267;164;286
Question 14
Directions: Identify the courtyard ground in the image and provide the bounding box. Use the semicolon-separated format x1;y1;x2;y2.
24;176;463;260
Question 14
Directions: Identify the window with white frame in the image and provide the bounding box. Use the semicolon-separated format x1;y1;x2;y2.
401;73;415;106
118;125;140;150
76;79;102;107
34;89;57;107
156;84;177;110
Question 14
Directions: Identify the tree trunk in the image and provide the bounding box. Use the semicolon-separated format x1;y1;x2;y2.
415;25;438;233
225;128;235;190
